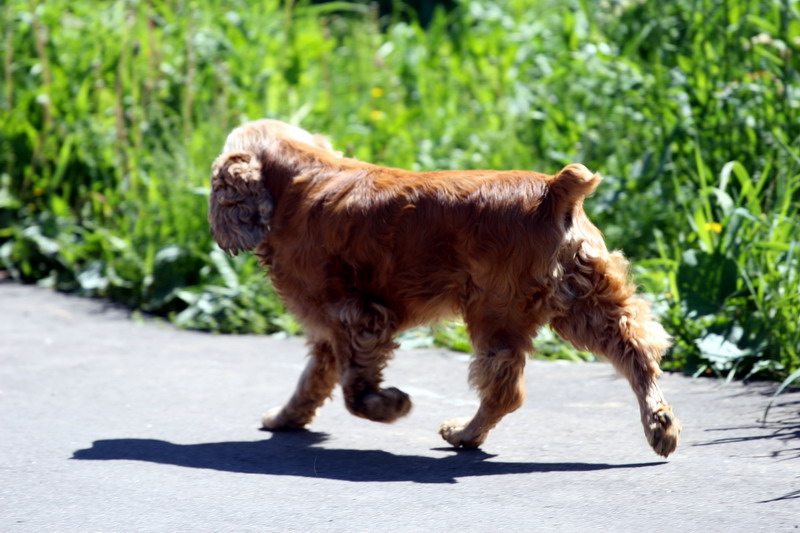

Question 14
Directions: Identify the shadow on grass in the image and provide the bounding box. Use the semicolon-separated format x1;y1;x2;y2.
72;431;664;484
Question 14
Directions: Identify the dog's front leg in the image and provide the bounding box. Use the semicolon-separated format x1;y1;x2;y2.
261;339;339;430
333;300;412;423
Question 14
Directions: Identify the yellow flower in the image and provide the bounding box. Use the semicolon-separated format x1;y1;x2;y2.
369;110;385;121
370;87;384;98
704;222;723;234
33;186;45;196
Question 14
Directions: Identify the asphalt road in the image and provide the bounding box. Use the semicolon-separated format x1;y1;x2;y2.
1;282;798;532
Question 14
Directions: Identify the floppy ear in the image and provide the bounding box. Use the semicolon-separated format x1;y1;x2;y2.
208;152;272;255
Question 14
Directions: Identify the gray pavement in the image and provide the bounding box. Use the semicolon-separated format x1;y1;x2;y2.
0;281;798;532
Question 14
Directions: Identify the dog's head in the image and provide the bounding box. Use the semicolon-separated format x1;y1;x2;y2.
208;151;272;255
222;119;341;158
208;120;342;255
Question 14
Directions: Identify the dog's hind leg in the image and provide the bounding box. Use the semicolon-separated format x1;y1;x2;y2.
551;248;681;457
333;300;412;423
440;314;534;449
261;339;339;430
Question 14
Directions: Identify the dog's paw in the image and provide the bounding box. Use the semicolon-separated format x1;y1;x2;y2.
350;387;412;423
261;407;307;431
439;418;485;449
645;405;681;458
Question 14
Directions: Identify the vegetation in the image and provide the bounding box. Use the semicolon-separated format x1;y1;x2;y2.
1;0;798;382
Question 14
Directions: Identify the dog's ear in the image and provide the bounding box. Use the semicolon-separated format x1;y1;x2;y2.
208;152;272;255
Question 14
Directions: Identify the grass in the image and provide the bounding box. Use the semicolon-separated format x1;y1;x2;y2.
1;0;798;382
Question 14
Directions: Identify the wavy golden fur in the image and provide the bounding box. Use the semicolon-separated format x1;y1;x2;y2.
209;119;681;457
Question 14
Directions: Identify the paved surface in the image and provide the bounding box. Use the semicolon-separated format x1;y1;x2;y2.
0;282;798;532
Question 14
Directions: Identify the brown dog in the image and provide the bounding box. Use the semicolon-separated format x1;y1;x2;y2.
209;119;681;457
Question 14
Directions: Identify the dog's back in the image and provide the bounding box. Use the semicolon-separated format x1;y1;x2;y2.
258;152;601;332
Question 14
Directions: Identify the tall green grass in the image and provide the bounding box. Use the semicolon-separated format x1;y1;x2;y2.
1;0;798;380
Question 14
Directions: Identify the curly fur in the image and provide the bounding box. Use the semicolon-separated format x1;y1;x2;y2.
209;119;681;457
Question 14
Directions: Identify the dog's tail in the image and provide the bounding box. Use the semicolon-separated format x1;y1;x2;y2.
549;164;601;207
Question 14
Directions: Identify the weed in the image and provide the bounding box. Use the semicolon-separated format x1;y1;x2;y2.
1;0;797;382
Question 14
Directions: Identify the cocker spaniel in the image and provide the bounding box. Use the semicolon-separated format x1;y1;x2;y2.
209;119;681;457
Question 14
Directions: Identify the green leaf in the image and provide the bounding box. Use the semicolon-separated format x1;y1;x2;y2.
762;367;800;421
0;188;21;209
76;260;108;291
147;245;204;310
677;250;738;316
209;247;240;290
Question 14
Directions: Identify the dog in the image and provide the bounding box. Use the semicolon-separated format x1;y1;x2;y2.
208;119;681;457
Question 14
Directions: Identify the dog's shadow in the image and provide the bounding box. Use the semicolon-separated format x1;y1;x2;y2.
72;431;663;484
